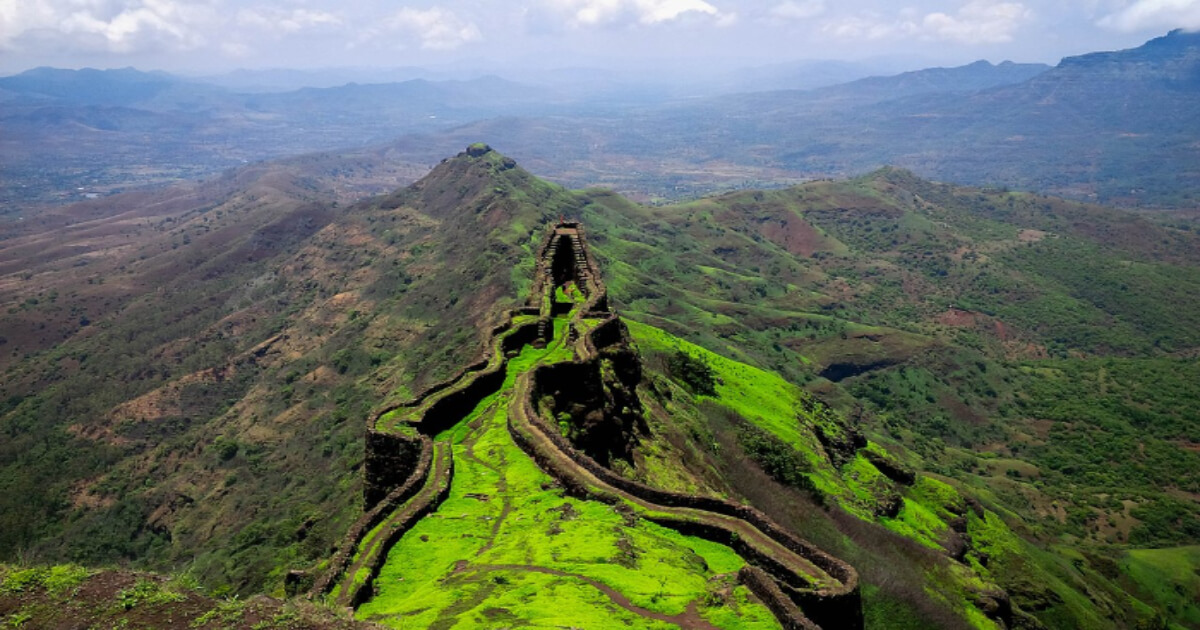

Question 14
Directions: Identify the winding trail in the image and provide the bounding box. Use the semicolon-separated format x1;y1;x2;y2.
462;563;721;630
455;396;512;558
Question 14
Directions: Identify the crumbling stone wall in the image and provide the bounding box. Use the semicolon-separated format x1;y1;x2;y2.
312;435;434;598
362;432;424;509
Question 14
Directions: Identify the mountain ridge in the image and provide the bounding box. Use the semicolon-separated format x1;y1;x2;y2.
2;143;1199;628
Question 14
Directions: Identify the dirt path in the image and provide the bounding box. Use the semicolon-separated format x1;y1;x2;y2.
456;397;513;557
462;563;720;630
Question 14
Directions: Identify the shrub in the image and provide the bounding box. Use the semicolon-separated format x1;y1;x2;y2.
736;423;823;503
115;578;185;610
667;351;717;396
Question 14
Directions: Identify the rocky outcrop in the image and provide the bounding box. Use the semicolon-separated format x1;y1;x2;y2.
362;432;424;509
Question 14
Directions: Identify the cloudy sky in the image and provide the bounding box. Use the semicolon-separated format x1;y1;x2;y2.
0;0;1197;75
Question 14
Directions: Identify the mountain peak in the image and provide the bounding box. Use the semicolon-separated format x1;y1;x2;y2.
465;142;494;157
1057;28;1200;73
383;144;571;225
435;142;518;174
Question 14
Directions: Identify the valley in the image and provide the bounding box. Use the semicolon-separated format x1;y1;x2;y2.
4;31;1199;215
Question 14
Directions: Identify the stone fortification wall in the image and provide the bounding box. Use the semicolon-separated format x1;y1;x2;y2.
510;364;862;628
739;566;821;630
362;432;424;509
364;319;536;504
508;239;863;629
345;445;453;608
311;435;434;599
319;219;861;629
321;316;537;604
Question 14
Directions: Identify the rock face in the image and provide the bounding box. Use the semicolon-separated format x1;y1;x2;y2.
362;432;423;509
465;143;492;157
537;330;647;467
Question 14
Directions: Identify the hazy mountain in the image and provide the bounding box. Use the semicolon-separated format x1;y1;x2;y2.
397;31;1198;206
804;59;1050;104
0;70;556;210
2;32;1197;216
0;66;235;111
0;67;179;105
195;66;447;93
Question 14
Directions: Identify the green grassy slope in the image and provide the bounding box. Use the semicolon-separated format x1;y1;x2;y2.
0;146;583;596
560;170;1200;629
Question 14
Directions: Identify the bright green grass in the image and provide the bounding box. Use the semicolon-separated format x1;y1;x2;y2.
625;319;839;493
555;284;587;304
626;320;802;443
1121;546;1200;627
357;319;777;629
333;444;452;602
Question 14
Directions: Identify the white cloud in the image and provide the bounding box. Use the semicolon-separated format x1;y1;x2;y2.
541;0;730;27
236;8;341;35
770;0;826;21
924;1;1032;43
822;1;1031;44
383;7;482;50
821;11;902;39
1098;0;1200;31
1;0;215;53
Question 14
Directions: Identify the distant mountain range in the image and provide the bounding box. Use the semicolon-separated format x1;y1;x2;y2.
412;29;1199;206
1;31;1197;211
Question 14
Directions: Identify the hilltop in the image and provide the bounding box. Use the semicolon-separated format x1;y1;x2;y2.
0;147;1198;629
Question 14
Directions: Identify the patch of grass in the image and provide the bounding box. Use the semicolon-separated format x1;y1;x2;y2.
42;565;90;596
0;568;45;595
1121;547;1200;627
190;598;246;628
115;578;186;610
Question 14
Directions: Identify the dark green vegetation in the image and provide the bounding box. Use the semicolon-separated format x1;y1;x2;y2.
0;148;566;596
0;563;370;629
1;145;1198;628
566;167;1200;628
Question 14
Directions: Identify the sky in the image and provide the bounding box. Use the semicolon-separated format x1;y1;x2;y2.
0;0;1198;75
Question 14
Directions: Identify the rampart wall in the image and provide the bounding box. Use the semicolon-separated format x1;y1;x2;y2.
317;220;862;628
310;435;435;600
511;356;863;629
